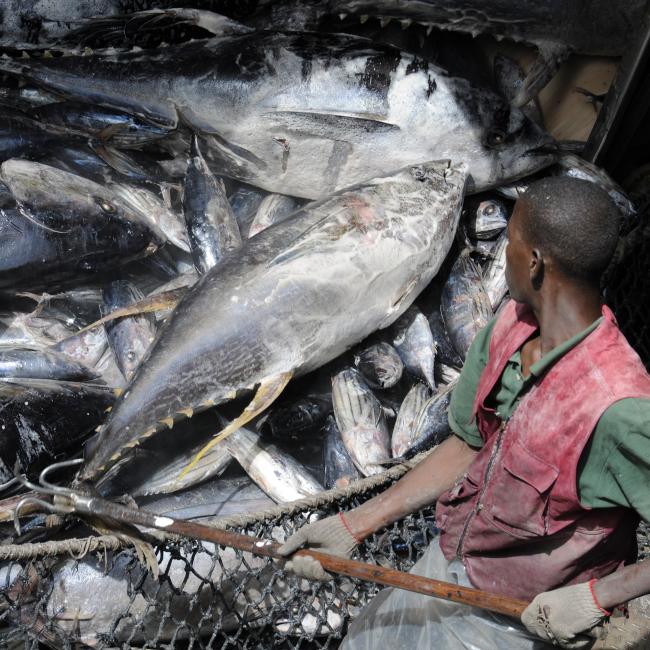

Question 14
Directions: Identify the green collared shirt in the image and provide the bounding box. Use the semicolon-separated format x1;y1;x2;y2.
449;316;650;521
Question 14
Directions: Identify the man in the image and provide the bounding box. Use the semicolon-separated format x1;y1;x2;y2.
278;176;650;648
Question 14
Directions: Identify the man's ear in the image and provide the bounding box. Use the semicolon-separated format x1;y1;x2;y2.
530;248;544;290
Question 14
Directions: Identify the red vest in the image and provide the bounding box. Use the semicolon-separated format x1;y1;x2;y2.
436;301;650;600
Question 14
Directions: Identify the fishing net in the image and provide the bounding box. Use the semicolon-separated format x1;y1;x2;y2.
0;467;439;649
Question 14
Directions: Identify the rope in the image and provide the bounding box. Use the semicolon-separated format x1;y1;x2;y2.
0;535;127;561
207;452;427;530
0;452;428;561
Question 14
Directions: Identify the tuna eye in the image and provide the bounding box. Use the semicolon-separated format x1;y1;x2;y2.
97;199;116;213
487;130;506;147
484;204;495;215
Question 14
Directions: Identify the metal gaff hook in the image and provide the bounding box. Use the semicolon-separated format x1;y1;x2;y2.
12;458;84;535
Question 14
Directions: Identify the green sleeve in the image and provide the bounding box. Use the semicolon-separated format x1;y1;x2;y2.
577;398;650;522
448;318;498;449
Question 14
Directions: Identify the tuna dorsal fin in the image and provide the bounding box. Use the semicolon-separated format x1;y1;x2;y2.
178;371;293;480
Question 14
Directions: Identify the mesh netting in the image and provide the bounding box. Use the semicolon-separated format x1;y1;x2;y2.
0;477;437;649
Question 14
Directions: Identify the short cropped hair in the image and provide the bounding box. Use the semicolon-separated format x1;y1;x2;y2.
518;176;620;282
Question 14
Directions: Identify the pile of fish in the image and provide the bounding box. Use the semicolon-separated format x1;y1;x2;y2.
0;2;640;644
0;0;635;561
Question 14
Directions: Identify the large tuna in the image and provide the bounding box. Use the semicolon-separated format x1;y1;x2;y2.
80;160;466;483
0;31;553;199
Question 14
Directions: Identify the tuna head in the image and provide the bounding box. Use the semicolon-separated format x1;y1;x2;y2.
0;159;162;251
80;160;466;485
424;77;555;191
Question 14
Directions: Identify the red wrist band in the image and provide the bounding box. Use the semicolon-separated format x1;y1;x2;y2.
338;512;362;544
588;579;612;617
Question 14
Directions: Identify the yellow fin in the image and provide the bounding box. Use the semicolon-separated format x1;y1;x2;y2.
114;387;124;397
160;417;174;429
178;407;194;418
178;371;293;480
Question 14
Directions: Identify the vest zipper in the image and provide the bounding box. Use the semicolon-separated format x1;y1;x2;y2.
455;420;507;559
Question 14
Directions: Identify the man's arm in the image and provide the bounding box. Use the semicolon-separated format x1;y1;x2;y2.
346;434;479;540
277;435;479;579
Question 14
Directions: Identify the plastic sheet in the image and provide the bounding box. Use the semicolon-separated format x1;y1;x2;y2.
342;537;548;650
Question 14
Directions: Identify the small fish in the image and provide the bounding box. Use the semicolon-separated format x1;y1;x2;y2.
426;306;463;369
354;342;403;389
332;368;391;476
183;135;242;274
403;380;457;459
131;436;233;497
0;160;161;289
391;383;431;457
258;395;332;440
28;101;171;148
94;346;126;389
389;305;436;390
441;250;493;360
0;347;98;382
322;415;361;489
52;327;109;369
228;182;267;236
224;422;323;503
482;231;509;310
248;193;301;238
110;182;190;253
465;197;509;240
0;377;114;481
102;281;157;382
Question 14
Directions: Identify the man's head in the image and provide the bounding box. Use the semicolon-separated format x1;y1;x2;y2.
505;177;620;303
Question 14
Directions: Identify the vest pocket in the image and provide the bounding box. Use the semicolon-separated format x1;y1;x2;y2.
487;440;559;538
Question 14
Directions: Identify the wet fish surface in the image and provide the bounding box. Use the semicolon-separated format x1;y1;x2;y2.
388;305;437;390
259;395;332;441
0;378;114;481
354;342;403;390
183;135;242;274
482;231;509;311
103;280;157;381
332;368;391;476
79;161;466;483
322;415;361;489
249;193;302;238
0;32;553;198
0;160;160;288
0;348;98;382
464;196;509;240
225;423;324;503
441;250;493;360
402;379;457;459
391;382;431;457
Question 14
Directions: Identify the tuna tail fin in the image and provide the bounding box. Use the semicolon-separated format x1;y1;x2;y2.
178;371;293;480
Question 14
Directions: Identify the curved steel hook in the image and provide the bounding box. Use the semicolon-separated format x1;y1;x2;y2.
13;496;62;536
39;458;83;495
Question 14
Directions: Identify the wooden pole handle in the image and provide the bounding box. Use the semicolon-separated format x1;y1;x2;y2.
81;495;529;619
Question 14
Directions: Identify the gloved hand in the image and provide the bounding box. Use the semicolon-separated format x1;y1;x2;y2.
521;580;609;648
277;512;360;581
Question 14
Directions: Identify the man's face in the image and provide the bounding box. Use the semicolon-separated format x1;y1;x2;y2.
505;202;533;303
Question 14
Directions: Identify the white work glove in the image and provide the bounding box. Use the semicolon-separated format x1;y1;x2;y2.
521;581;608;648
277;512;360;581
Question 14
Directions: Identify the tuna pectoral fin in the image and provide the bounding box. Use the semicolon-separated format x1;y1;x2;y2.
63;288;185;338
178;371;293;480
90;141;150;178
